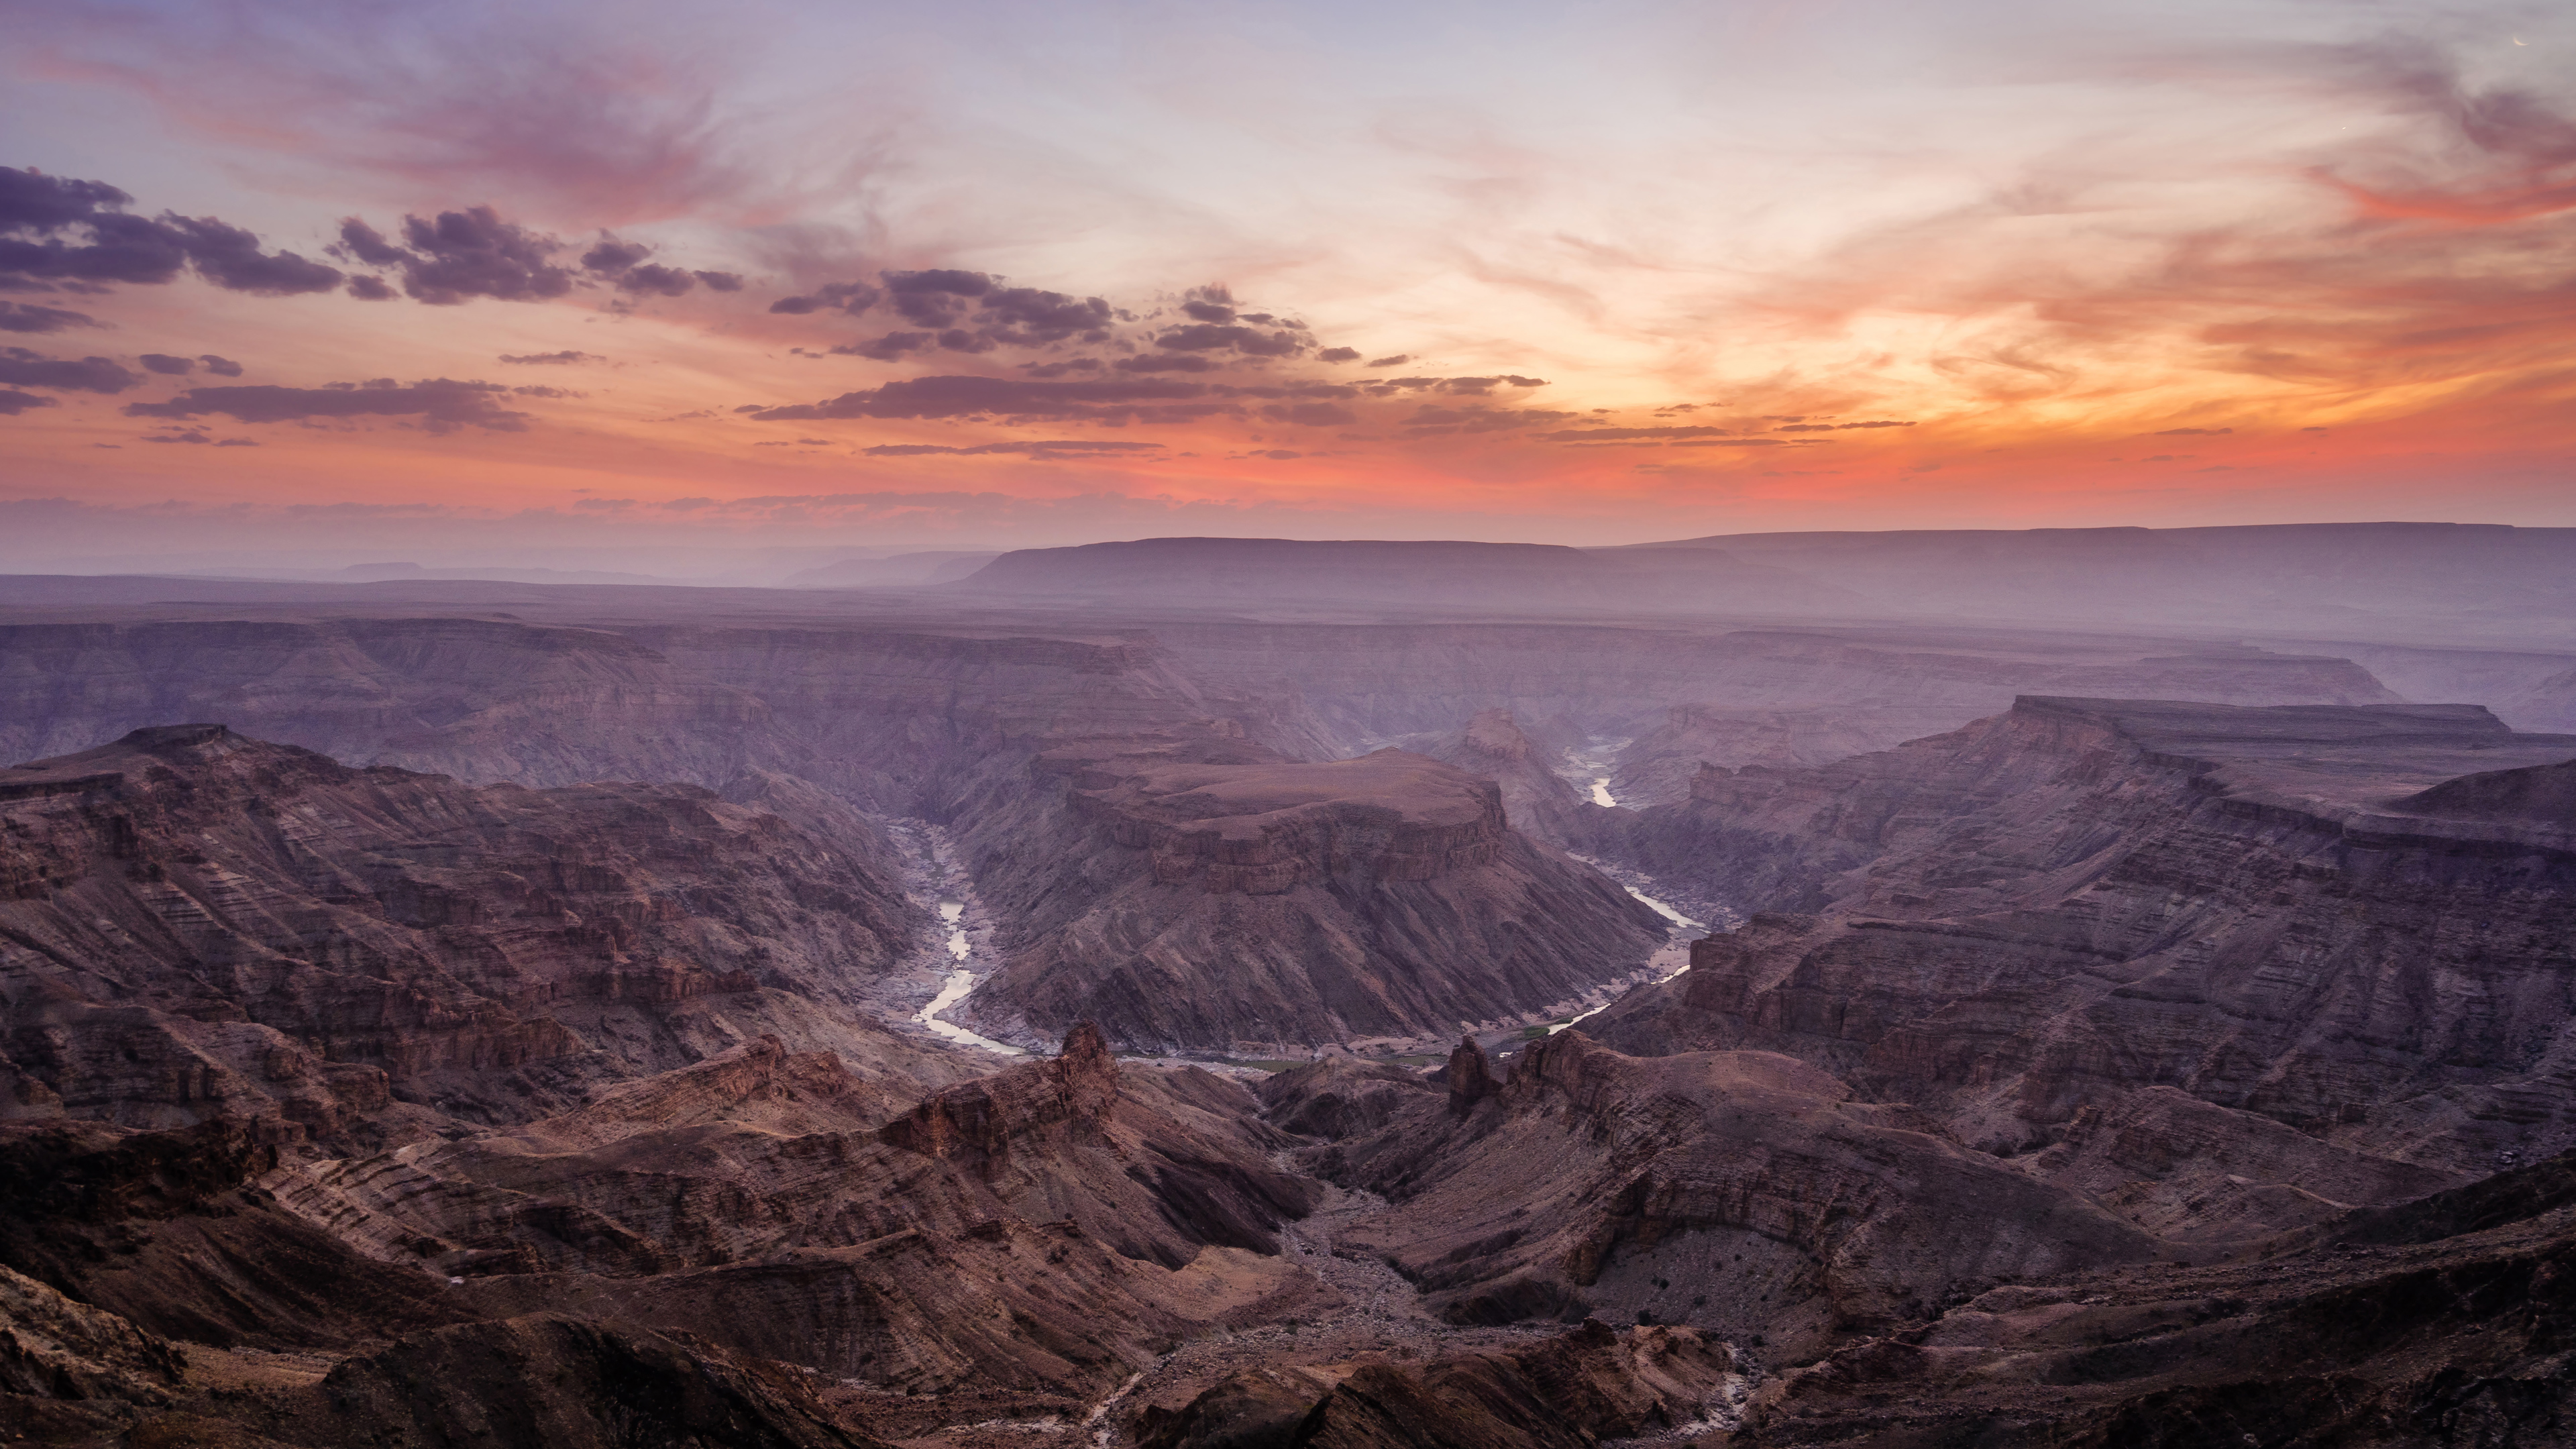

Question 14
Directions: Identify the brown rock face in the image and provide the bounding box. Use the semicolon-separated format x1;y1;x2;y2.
1725;1149;2576;1448
0;724;942;1146
1591;695;2576;1229
955;745;1669;1053
1424;706;1592;847
1068;749;1511;894
1299;1031;2163;1356
315;1313;892;1449
1442;1036;1500;1116
1136;1319;1737;1449
877;1021;1120;1163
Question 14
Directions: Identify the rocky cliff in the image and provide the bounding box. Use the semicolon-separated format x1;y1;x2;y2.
0;617;1277;814
0;724;953;1148
1424;706;1594;846
951;741;1669;1054
1275;1031;2166;1359
0;1028;1326;1444
1721;1147;2576;1446
1590;697;2576;1215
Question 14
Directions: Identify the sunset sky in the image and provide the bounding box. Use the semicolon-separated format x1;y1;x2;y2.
3;0;2572;574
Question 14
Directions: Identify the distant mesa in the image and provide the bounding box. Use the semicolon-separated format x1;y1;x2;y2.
951;535;1863;614
786;551;1000;588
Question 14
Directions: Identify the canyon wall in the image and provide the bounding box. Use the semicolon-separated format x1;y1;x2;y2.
951;739;1670;1054
1591;697;2576;1189
0;724;955;1148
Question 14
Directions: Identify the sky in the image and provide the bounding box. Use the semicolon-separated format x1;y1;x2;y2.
2;0;2572;576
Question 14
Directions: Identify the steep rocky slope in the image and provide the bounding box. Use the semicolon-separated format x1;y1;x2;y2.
1135;1317;1739;1449
1423;706;1594;846
1720;1148;2576;1447
1147;620;2400;791
1591;697;2576;1205
950;739;1668;1054
0;724;958;1148
1271;1034;2167;1362
0;1032;1336;1446
0;617;1278;812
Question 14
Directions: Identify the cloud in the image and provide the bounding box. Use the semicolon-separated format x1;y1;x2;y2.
499;350;602;365
139;353;195;376
614;262;698;296
858;439;1166;457
0;301;101;333
1;166;341;295
1775;420;1917;431
0;388;57;415
141;429;263;445
1114;354;1217;373
1263;402;1358;426
2151;427;2233;435
158;215;343;294
347;275;398;301
751;373;1209;423
1542;425;1731;441
883;268;994;327
124;377;531;432
1153;322;1302;356
829;331;934;361
977;286;1113;345
580;237;654;273
1317;347;1360;363
0;347;139;393
1364;355;1409;368
693;270;743;292
769;281;880;315
333;206;572;305
1181;285;1236;323
199;354;243;377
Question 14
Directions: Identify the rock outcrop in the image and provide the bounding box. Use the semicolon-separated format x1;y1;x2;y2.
1134;1318;1738;1449
1425;706;1593;845
1723;1148;2576;1447
0;724;951;1147
1285;1032;2165;1358
1591;696;2576;1228
953;743;1669;1053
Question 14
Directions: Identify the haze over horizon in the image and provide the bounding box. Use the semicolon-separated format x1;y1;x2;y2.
3;0;2571;572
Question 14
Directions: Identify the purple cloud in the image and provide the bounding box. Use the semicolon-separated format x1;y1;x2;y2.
1;166;341;295
125;377;531;432
0;346;139;393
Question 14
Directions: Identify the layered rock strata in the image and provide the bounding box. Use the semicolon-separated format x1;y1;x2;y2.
1275;1032;2165;1359
0;724;953;1147
1722;1148;2576;1446
1424;706;1594;847
1591;697;2576;1222
952;741;1668;1053
1134;1318;1739;1449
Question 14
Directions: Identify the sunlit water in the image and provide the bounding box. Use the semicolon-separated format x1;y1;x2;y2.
1546;883;1702;1034
1625;887;1701;930
1590;777;1616;806
914;899;1023;1055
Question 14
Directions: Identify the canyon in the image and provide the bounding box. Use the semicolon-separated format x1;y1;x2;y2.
2;531;2571;1447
